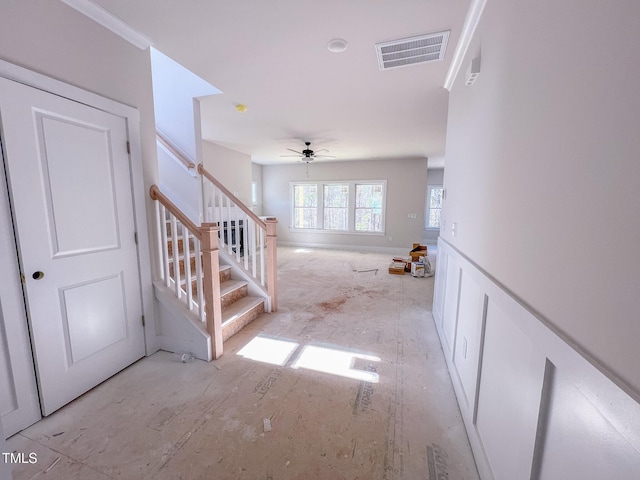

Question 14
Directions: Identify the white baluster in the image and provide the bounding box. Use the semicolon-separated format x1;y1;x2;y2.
160;205;171;288
194;239;204;322
170;214;181;299
183;222;192;309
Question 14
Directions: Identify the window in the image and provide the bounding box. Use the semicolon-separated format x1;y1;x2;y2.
251;181;258;207
290;180;386;234
293;184;318;229
323;184;349;230
355;184;383;232
426;185;443;228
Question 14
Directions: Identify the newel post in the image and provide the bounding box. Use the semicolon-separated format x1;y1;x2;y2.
201;223;223;359
265;218;278;312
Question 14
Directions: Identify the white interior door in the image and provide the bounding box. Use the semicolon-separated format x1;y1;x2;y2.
0;77;145;416
0;148;41;437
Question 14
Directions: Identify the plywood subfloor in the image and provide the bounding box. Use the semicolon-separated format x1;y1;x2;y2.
8;247;479;480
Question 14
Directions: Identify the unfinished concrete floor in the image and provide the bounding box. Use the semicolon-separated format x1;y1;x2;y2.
8;246;479;480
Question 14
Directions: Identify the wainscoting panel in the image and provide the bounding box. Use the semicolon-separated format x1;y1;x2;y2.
441;256;461;355
432;238;640;480
452;272;484;411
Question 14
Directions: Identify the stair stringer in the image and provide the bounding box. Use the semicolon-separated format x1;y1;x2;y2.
153;280;212;361
218;249;272;312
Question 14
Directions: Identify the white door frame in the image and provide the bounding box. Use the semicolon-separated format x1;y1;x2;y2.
0;59;158;359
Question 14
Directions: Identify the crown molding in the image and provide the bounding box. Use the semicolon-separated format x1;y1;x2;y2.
59;0;153;50
443;0;487;91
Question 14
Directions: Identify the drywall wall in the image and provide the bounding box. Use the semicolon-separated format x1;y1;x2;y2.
202;141;253;207
262;158;427;250
252;163;264;216
442;0;640;393
151;48;220;162
0;0;156;182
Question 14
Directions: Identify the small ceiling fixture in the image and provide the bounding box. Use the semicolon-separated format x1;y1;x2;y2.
235;104;248;113
328;38;348;53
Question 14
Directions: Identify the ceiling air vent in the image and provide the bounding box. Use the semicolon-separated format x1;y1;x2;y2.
375;31;450;71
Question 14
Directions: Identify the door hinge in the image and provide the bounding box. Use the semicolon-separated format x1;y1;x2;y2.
134;232;138;244
126;141;131;154
20;273;25;284
141;315;145;326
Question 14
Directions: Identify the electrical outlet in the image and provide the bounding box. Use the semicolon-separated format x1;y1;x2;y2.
407;213;417;219
451;222;457;237
388;236;393;241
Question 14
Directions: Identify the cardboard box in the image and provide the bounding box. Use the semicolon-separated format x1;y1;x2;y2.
388;261;406;275
409;244;428;261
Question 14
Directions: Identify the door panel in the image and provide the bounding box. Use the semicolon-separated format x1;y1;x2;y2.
0;77;145;416
36;112;120;255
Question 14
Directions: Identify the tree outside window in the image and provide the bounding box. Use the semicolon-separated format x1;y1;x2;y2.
323;184;349;230
290;180;386;234
293;184;317;228
427;186;443;228
355;184;383;232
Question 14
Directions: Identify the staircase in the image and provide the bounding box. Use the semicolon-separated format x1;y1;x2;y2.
166;226;265;342
150;130;278;360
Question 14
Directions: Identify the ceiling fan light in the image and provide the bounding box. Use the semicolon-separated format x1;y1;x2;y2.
328;38;348;53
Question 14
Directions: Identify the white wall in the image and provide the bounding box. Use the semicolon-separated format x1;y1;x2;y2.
252;163;264;216
150;48;220;162
202;141;253;207
442;0;640;395
437;0;640;477
263;158;427;250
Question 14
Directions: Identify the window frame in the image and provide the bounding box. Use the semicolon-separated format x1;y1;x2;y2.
426;184;443;230
289;179;387;235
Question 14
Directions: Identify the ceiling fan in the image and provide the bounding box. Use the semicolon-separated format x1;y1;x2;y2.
280;141;335;162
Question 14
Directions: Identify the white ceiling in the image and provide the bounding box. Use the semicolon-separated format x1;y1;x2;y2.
90;0;471;165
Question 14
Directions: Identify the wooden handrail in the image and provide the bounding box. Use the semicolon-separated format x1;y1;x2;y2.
198;164;267;228
149;185;201;240
156;131;196;170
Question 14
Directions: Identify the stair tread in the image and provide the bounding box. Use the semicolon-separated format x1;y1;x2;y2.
221;296;264;323
220;279;248;296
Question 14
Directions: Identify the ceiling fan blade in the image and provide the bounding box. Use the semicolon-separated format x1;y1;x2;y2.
280;154;303;158
314;149;329;154
287;148;303;154
314;154;336;159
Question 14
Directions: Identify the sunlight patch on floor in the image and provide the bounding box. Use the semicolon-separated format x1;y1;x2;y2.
237;335;380;382
291;344;380;383
236;334;299;366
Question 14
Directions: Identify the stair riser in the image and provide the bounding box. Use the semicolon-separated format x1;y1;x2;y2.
221;285;248;308
222;302;265;342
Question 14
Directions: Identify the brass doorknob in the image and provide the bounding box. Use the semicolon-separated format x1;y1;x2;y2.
32;271;45;280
